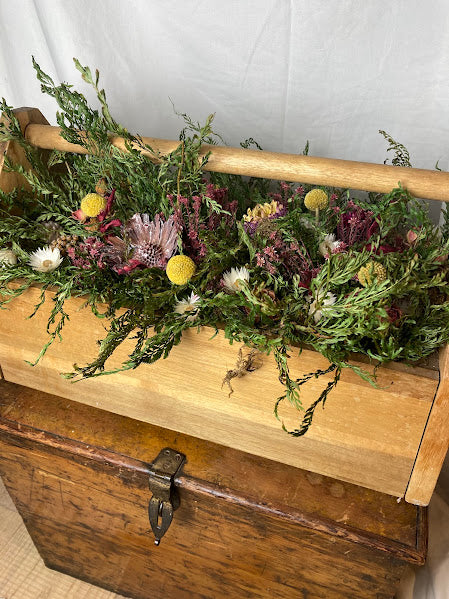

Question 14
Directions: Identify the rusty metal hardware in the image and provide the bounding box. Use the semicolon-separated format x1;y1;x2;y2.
148;447;186;545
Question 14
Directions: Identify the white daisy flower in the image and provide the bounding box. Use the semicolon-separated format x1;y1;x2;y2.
222;267;250;292
174;292;201;321
0;248;17;267
319;234;343;258
28;246;63;273
308;290;336;323
299;216;315;230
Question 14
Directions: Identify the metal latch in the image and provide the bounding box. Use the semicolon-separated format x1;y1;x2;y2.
148;447;186;545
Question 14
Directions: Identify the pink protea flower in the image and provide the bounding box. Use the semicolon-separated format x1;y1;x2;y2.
104;236;142;274
125;213;178;268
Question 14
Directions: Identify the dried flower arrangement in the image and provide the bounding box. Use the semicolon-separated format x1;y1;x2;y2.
1;58;449;436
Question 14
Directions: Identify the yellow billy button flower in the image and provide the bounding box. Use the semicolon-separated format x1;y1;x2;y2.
304;189;328;211
357;261;387;287
80;193;107;218
304;188;328;224
166;255;196;285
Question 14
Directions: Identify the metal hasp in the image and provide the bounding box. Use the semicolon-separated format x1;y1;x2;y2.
148;447;186;546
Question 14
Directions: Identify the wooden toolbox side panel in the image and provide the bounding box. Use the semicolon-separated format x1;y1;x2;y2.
0;286;438;500
406;346;449;504
0;430;411;599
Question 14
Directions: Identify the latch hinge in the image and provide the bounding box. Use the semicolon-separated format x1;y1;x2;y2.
148;447;186;545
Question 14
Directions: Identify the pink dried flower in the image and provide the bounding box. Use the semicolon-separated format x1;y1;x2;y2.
168;186;236;263
253;228;319;286
406;229;418;245
125;213;178;268
256;246;280;274
104;236;142;275
67;237;106;270
268;182;302;208
72;208;87;223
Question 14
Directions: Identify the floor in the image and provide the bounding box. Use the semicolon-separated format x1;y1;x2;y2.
0;477;128;599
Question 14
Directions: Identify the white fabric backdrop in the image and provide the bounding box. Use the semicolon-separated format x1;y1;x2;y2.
0;1;448;597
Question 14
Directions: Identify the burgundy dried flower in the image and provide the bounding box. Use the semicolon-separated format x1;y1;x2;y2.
98;189;116;222
337;201;379;247
385;306;402;324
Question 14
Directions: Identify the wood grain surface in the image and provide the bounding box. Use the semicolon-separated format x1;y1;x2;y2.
0;380;426;599
405;346;449;504
0;285;439;502
0;379;426;550
0;108;50;193
0;478;128;599
24;122;449;201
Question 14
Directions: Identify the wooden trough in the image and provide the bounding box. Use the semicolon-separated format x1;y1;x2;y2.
1;108;448;506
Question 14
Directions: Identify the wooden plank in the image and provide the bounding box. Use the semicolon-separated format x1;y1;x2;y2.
32;519;405;599
405;346;449;504
24;122;449;201
0;286;438;499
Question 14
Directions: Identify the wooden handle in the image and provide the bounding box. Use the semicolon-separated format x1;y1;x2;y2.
24;122;449;202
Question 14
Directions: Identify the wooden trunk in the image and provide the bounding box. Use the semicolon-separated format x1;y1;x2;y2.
0;380;427;599
1;108;449;507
